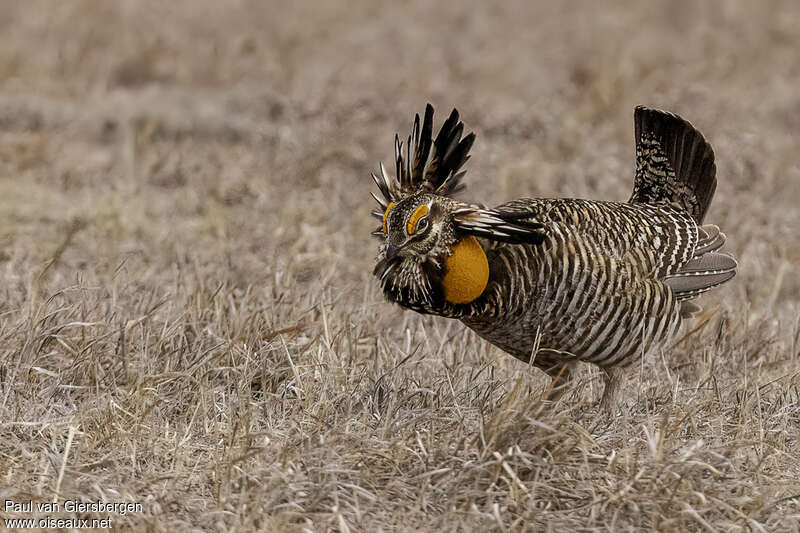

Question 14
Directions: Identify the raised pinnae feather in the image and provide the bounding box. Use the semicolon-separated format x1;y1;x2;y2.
373;104;476;205
426;109;460;182
440;134;474;190
406;132;412;186
426;114;475;194
412;112;420;155
412;105;434;180
443;122;464;162
370;176;390;207
379;161;394;194
436;170;468;196
394;135;404;190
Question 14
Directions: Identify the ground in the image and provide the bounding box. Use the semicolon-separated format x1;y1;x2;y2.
0;1;799;531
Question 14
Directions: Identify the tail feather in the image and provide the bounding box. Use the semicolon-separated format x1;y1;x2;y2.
630;106;717;224
695;224;727;256
664;252;737;301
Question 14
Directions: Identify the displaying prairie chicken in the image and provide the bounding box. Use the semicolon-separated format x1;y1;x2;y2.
370;104;737;410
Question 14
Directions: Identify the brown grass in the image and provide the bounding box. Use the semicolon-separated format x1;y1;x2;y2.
0;1;799;531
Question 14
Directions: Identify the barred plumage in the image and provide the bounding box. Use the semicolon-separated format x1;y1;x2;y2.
371;105;737;410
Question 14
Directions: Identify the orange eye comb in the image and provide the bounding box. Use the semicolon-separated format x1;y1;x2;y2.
407;204;429;235
382;202;396;234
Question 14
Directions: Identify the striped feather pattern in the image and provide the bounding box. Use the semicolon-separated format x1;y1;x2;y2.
462;199;688;371
371;105;737;407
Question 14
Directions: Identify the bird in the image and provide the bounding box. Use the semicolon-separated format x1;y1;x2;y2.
370;104;736;410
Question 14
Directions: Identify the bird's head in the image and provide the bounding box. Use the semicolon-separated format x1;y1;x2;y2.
370;105;545;313
374;192;490;310
379;193;454;263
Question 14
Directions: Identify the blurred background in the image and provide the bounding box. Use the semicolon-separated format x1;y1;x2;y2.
1;1;799;529
1;1;797;307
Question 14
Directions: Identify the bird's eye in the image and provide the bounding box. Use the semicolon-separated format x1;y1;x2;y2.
416;217;429;233
407;204;429;235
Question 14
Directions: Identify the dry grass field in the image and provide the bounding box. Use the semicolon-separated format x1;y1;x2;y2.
0;1;799;531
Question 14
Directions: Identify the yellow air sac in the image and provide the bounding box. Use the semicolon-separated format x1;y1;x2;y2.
442;236;489;304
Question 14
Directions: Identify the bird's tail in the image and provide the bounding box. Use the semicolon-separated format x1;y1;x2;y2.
665;224;737;303
629;106;717;224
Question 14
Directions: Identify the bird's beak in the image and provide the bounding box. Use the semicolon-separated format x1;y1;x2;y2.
384;244;400;261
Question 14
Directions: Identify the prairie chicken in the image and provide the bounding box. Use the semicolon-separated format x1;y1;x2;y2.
371;104;736;409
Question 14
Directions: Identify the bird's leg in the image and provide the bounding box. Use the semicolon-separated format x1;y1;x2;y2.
600;367;622;413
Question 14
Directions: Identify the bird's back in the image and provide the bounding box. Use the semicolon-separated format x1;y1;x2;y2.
462;198;695;369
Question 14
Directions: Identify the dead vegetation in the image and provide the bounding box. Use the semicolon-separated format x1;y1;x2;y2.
0;1;799;531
